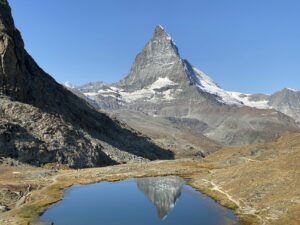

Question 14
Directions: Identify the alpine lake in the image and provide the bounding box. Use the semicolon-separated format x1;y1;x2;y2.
41;176;238;225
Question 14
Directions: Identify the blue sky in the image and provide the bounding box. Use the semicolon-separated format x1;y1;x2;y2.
9;0;300;93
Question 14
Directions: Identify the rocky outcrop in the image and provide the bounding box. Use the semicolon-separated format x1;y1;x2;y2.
0;0;173;168
119;25;183;91
267;88;300;122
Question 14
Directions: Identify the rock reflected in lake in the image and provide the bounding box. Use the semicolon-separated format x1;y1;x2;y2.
136;176;185;220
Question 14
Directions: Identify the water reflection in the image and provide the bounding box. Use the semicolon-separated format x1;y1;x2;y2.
41;176;239;225
136;176;185;220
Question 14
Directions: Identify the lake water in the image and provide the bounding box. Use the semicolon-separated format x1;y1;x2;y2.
41;176;238;225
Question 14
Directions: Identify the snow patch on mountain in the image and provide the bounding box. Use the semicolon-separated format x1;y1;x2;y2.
121;77;179;102
64;81;76;88
150;77;177;89
84;92;99;97
190;67;243;105
187;67;271;109
286;88;297;92
80;77;180;103
227;91;269;109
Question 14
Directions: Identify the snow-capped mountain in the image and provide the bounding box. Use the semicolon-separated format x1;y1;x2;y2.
68;25;299;147
74;71;300;122
70;27;300;122
71;26;244;107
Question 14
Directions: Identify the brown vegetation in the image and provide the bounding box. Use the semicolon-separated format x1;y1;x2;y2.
0;133;299;225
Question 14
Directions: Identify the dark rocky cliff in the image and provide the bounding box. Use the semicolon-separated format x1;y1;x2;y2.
0;0;173;168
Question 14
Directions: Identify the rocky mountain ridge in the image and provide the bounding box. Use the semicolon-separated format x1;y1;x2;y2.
70;25;299;147
0;0;173;168
71;26;300;122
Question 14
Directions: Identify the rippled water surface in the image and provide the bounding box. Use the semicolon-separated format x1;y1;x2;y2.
41;176;238;225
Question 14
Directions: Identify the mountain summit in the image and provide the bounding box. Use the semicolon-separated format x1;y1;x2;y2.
73;26;299;148
119;25;181;91
153;25;171;38
118;25;242;105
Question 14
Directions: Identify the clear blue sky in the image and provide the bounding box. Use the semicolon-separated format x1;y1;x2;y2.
9;0;300;93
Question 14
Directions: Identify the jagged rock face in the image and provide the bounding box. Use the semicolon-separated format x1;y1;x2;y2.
119;26;185;91
136;176;184;220
72;26;300;146
0;0;28;101
0;0;173;167
117;26;217;104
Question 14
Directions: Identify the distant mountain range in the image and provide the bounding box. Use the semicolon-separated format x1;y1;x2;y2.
67;26;299;153
70;71;300;123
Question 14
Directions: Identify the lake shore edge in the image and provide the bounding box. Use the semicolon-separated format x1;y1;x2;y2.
0;160;259;225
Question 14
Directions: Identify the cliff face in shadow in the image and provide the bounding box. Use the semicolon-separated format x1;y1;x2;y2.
0;0;173;168
136;176;184;219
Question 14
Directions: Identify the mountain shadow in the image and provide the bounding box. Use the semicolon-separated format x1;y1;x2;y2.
0;0;173;168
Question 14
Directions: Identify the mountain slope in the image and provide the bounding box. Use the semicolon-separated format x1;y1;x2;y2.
111;110;221;157
0;0;173;168
267;88;300;122
73;25;299;146
226;88;300;122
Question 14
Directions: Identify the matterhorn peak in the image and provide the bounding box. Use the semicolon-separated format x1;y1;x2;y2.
118;25;182;90
153;25;169;38
153;25;176;45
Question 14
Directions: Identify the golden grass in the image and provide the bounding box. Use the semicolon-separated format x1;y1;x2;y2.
1;133;300;224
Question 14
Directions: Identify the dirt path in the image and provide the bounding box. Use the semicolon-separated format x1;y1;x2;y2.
202;178;267;225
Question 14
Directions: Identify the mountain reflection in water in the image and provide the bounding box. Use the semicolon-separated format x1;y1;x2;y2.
136;176;185;220
41;176;239;225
